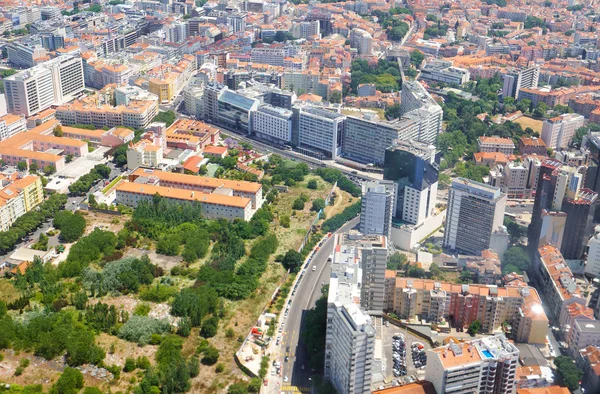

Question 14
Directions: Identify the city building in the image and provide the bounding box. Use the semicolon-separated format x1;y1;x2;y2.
541;113;585;150
349;28;373;56
464;249;502;285
578;346;600;394
360;180;395;239
291;20;320;40
297;106;345;159
127;139;163;169
568;320;600;358
217;89;260;134
425;335;519;394
399;81;443;145
325;233;376;394
251;104;293;144
384;275;547;342
0;175;44;232
444;179;507;255
420;60;470;85
528;159;597;259
4;55;84;117
519;137;548;156
586;233;600;278
477;136;516;155
502;66;540;99
0;114;26;141
383;140;438;225
342;115;419;165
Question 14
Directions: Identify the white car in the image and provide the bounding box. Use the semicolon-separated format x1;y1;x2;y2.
312;266;316;271
284;376;289;383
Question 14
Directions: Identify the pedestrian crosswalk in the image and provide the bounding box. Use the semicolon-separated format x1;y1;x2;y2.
280;386;311;393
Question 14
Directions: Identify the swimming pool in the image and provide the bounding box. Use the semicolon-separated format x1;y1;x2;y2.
482;350;494;359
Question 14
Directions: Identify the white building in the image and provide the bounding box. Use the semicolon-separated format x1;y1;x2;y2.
251;104;293;144
4;55;84;117
400;81;443;145
425;334;519;394
420;60;470;85
349;28;373;56
298;106;345;159
541;113;585;150
325;233;376;394
477;136;516;154
444;178;507;255
291;20;320;40
586;233;600;278
502;66;540;99
360;180;395;238
126;140;163;169
0;114;26;141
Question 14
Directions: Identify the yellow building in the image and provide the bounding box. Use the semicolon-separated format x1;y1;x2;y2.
149;78;174;104
0;175;44;231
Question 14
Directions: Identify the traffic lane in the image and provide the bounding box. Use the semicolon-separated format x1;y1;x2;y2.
282;218;359;384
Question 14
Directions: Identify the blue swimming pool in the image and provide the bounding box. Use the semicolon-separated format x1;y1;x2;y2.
482;350;494;359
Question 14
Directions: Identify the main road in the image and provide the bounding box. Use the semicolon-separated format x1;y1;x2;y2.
275;217;360;393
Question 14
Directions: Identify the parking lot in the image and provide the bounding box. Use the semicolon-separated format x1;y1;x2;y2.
381;321;432;385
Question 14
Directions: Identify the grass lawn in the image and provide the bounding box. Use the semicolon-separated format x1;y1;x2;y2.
102;176;123;193
515;116;543;134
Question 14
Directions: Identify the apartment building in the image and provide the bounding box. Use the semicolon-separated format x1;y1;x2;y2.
325;233;376;394
519;137;547;155
342;115;419;165
383;140;438;225
251;104;293;144
297;106;345;159
488;158;543;199
6;42;47;68
291;20;320;40
568;320;600;357
384;275;548;342
166;119;220;151
349;28;373;56
360;181;395;239
533;245;587;321
425;335;519;394
0;175;44;231
115;181;253;221
0;114;26;141
478;136;516;155
126;140;163;169
541;113;585;150
585;233;600;278
399;81;443;145
578;346;600;394
420;60;471;85
128;168;263;210
502;66;540;99
444;179;506;255
250;45;287;67
4;55;84;117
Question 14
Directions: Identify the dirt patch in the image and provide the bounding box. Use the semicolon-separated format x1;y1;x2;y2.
514;116;543;134
125;249;183;271
79;210;126;236
0;279;20;304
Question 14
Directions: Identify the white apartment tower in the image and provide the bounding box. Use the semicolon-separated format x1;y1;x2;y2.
502;66;540;99
425;334;519;394
360;180;396;238
251;104;293;144
585;233;600;278
399;81;443;145
541;113;585;150
350;28;373;56
4;55;84;117
444;178;507;255
298;106;345;159
325;233;376;394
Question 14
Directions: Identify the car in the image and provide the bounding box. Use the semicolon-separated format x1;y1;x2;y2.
284;376;289;383
312;266;316;271
385;321;390;327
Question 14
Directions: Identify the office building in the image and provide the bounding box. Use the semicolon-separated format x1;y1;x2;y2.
444;179;507;255
384;140;438;225
4;55;84;117
342;115;419;165
325;233;376;394
251;104;293;144
297;106;345;159
478;136;516;155
349;28;373;56
541;113;585;150
202;82;226;124
425;335;519;394
420;60;470;85
217;89;259;134
399;81;443;145
291;20;320;40
6;43;47;68
360;181;395;238
502;66;540;99
385;276;548;342
528;159;597;259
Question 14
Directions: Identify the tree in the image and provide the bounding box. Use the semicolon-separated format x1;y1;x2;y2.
468;320;481;336
385;104;401;120
292;198;305;210
202;346;219;365
17;161;28;171
311;198;326;212
54;211;86;242
554;355;582;391
43;165;55;175
201;316;218;338
152;111;176;127
503;217;525;244
51;367;84;394
533;102;548;118
124;357;136;372
280;215;290;228
228;383;248;394
307;179;318;190
83;388;103;394
329;91;342;104
387;253;408;270
53;125;63;137
516;99;531;113
282;249;303;272
29;161;39;172
410;50;425;68
502;247;530;274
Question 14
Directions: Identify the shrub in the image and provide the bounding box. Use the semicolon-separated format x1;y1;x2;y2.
292;198;304;210
201;346;219;365
215;363;225;373
118;316;171;345
307;179;318;189
123;357;136;372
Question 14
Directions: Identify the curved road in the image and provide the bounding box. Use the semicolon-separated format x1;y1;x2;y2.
275;217;360;393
